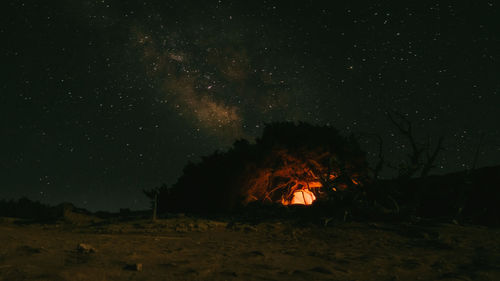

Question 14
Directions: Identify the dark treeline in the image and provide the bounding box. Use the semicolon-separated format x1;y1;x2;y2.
2;122;498;226
151;122;370;213
145;122;500;226
0;197;62;221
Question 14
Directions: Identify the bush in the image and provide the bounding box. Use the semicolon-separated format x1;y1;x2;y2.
158;122;370;213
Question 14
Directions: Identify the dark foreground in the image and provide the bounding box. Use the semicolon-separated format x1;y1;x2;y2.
1;215;499;281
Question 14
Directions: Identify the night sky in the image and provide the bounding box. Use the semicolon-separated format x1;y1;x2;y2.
2;1;499;211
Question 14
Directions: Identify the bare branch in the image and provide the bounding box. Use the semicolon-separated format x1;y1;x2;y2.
387;110;445;178
420;136;445;177
387;111;422;177
353;132;385;179
373;134;385;179
471;132;485;170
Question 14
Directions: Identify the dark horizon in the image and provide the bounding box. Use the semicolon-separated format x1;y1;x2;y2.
2;1;499;212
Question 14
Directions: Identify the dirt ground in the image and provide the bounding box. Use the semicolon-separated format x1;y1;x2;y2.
1;215;499;281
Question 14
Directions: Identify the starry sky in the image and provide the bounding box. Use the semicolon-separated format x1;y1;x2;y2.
1;1;499;211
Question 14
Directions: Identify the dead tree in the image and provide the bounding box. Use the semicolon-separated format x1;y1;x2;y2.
420;135;445;177
354;133;385;180
144;184;168;221
471;132;485;170
387;110;445;178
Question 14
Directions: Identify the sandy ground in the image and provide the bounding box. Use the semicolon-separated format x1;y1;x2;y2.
0;215;499;281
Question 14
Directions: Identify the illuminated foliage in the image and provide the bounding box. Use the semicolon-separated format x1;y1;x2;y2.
159;122;370;213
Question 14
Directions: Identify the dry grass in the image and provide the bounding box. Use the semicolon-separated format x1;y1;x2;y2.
1;215;499;281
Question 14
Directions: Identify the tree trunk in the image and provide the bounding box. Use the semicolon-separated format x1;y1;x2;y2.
152;193;158;221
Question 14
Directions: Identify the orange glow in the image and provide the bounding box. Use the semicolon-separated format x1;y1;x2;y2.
280;178;322;206
282;189;317;205
306;181;322;188
242;149;365;206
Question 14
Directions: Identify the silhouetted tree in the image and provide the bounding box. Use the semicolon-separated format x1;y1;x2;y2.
143;184;169;220
386;110;445;178
0;197;59;220
157;122;370;213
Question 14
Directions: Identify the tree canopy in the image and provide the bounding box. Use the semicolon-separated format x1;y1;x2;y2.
158;122;370;213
